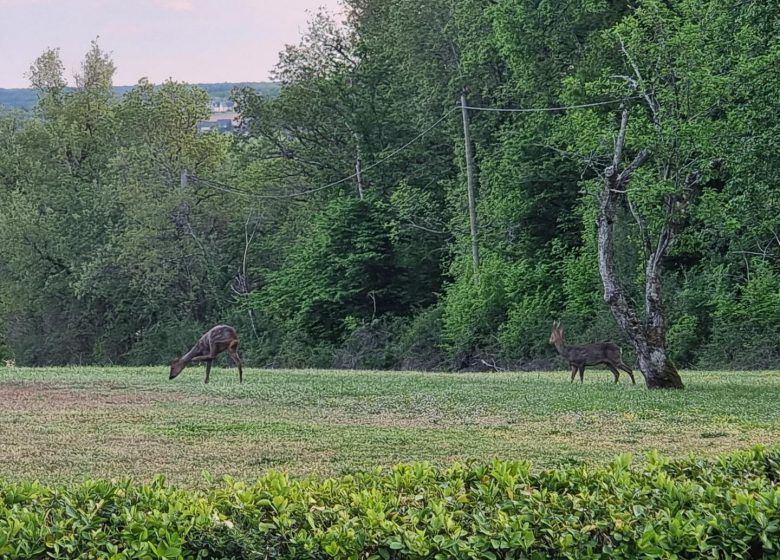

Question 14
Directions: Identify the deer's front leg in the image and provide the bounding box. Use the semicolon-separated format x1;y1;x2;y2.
190;354;216;363
229;350;243;383
191;338;218;364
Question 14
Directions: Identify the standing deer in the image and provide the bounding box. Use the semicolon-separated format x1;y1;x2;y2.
549;321;635;384
169;325;243;384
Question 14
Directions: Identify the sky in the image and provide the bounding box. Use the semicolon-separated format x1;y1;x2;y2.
0;0;342;88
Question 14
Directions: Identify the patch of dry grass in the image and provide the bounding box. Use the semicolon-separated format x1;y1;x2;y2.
0;367;778;486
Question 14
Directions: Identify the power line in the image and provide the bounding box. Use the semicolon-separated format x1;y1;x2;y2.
188;175;273;198
460;96;642;113
189;96;638;200
189;107;458;200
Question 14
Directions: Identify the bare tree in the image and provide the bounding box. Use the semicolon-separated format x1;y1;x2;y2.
597;102;704;389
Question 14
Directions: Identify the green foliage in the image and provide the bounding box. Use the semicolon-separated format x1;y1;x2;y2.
705;261;780;368
442;254;508;357
0;337;11;362
498;286;557;361
1;448;779;558
389;306;448;370
666;314;700;368
0;477;213;559
2;1;780;369
255;197;402;344
0;44;237;365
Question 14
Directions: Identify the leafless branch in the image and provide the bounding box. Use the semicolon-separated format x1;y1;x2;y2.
618;36;660;124
627;195;651;253
610;74;639;89
618;149;651;186
404;219;451;236
610;108;630;175
477;358;504;372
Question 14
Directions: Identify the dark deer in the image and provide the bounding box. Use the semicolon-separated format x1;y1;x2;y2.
549;321;635;384
169;325;243;384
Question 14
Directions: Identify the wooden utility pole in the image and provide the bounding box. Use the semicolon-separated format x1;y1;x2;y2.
460;93;480;277
354;132;364;200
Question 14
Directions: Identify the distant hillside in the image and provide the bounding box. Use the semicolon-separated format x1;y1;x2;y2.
0;82;279;110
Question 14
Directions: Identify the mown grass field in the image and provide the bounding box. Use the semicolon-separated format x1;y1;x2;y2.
0;366;778;486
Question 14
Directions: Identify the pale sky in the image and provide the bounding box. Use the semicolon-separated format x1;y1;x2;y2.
0;0;342;88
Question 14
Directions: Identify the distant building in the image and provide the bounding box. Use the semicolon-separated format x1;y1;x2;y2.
197;118;234;134
209;100;235;113
196;98;241;134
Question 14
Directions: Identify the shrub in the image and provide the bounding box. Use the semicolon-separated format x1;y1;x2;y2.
389;306;449;371
1;448;779;559
332;317;396;370
667;314;700;368
441;253;511;357
705;260;780;369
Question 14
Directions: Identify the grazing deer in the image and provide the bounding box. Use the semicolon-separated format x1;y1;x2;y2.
549;321;635;384
169;325;243;384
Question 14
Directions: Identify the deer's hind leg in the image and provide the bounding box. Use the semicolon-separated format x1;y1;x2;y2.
607;364;620;384
619;362;636;384
570;365;578;383
578;366;585;384
229;341;243;383
204;359;213;384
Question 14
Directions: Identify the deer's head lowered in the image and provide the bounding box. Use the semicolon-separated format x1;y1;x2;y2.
168;325;243;384
169;354;186;380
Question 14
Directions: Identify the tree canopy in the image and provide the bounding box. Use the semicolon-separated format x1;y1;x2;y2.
1;1;778;374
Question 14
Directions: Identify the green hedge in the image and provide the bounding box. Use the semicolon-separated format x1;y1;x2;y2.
1;447;779;559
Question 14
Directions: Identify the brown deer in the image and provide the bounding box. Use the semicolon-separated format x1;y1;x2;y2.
549;321;635;384
169;325;243;384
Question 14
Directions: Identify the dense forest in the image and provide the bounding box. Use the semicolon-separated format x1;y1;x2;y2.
0;0;778;372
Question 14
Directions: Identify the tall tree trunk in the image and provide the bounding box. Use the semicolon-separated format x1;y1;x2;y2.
597;108;685;390
634;339;684;389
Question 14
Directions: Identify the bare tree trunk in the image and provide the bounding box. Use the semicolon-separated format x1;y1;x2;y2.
597;108;684;389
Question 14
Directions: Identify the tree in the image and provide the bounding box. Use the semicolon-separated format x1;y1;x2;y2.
2;0;779;370
26;48;66;94
0;43;234;365
570;0;741;387
597;107;687;389
75;40;115;93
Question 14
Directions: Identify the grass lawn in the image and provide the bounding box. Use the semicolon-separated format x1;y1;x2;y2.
0;366;778;486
